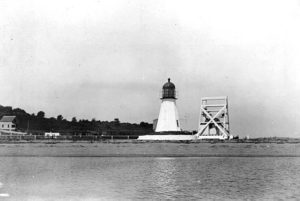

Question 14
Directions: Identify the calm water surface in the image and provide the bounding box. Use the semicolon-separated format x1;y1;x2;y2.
0;156;299;200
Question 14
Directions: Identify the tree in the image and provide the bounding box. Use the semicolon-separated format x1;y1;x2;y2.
71;117;77;123
57;115;63;121
140;121;152;128
37;111;45;118
140;121;147;127
114;118;120;125
12;108;27;116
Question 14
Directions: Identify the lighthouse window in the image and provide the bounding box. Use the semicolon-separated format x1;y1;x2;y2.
163;89;175;98
176;120;179;127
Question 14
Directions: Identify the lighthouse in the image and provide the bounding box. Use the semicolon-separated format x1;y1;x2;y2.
155;78;181;132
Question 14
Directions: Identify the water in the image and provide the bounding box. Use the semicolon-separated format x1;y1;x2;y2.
0;156;299;200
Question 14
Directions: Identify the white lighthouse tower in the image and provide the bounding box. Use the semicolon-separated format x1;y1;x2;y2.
155;78;181;132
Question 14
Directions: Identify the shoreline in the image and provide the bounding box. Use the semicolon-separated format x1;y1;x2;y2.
0;138;300;144
0;141;299;157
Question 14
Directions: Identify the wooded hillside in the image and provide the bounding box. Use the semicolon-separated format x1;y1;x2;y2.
0;105;153;135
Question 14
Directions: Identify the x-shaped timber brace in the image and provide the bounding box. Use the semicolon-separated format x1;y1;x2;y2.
196;97;230;138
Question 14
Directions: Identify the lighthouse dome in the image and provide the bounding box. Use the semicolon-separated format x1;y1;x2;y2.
162;78;176;99
163;78;175;90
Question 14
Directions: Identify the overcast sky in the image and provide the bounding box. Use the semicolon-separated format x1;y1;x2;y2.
1;0;300;137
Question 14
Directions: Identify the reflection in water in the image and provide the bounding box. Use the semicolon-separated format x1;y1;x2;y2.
135;157;300;200
0;181;9;198
150;158;179;200
0;157;299;200
0;193;10;197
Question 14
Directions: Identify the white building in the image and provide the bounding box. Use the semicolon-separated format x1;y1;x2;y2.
0;116;16;131
155;78;181;132
45;132;60;138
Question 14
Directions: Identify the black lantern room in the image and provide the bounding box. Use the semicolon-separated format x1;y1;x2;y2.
162;78;176;99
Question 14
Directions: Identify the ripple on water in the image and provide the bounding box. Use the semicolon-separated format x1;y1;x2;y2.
0;182;9;197
0;193;9;197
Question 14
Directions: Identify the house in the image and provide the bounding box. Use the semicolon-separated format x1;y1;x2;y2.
0;116;17;131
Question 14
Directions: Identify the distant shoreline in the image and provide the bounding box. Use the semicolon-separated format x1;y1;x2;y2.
0;137;300;144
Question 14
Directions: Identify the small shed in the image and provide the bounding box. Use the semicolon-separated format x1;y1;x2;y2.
45;132;60;138
0;116;16;131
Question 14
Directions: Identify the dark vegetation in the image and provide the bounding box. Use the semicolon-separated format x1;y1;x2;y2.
0;105;153;136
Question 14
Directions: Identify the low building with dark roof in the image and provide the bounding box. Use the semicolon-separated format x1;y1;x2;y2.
0;116;17;131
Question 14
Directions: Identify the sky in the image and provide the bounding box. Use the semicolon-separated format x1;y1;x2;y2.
0;0;300;137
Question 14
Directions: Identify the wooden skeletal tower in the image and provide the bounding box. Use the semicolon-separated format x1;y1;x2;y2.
196;96;230;139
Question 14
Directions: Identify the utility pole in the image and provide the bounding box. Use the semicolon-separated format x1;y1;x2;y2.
27;120;29;134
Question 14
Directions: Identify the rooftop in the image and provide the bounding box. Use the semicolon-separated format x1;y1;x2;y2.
0;116;16;122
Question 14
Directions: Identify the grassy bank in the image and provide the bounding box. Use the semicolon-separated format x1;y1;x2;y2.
0;135;299;144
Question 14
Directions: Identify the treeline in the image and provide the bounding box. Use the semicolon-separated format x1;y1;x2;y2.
0;105;153;135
